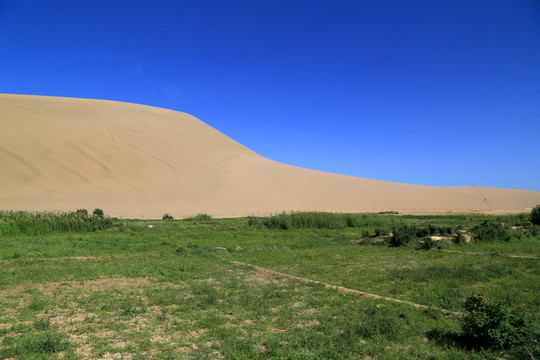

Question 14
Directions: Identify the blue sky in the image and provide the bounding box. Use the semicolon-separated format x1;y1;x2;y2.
1;0;539;190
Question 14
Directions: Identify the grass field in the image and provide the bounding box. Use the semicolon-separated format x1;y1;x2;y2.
0;212;538;359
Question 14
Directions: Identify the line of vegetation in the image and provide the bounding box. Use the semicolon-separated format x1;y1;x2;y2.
249;211;400;229
0;209;119;236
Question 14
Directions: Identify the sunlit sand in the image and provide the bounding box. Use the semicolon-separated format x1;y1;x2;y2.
1;94;539;218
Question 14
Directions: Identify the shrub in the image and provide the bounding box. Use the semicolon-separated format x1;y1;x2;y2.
453;232;466;244
389;225;415;247
472;220;511;242
92;208;104;217
531;205;540;225
461;294;531;349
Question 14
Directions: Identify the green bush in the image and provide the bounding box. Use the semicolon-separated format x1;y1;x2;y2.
471;220;511;242
389;225;415;247
461;294;531;349
92;208;104;217
531;205;540;225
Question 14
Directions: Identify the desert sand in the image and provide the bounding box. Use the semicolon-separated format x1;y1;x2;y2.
1;94;539;218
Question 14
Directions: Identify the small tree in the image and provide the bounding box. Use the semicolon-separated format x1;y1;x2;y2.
531;205;540;225
92;208;104;218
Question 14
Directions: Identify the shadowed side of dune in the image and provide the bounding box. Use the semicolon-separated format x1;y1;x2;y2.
1;94;539;218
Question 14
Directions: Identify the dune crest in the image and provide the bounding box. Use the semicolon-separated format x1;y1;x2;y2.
1;94;539;218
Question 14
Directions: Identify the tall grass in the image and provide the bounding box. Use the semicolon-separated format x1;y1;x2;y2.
0;210;119;236
251;212;400;229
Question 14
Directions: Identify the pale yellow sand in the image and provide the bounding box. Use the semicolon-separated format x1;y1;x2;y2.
1;94;539;218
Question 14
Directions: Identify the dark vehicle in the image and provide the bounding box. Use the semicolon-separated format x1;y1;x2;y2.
162;213;174;220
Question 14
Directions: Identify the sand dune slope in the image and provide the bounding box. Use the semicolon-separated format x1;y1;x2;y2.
1;94;539;218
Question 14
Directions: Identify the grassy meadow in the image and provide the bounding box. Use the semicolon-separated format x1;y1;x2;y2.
0;211;538;359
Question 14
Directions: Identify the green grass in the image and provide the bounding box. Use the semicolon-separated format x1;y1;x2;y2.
0;210;120;236
0;212;538;359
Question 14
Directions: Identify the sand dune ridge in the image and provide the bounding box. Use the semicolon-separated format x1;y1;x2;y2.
1;94;539;218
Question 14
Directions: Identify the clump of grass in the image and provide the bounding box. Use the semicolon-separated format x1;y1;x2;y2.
184;213;214;221
255;212;398;229
0;332;70;358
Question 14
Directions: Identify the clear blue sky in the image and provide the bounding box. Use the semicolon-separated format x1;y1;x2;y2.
1;0;539;190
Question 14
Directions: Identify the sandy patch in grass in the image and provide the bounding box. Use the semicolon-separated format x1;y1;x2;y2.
300;308;317;316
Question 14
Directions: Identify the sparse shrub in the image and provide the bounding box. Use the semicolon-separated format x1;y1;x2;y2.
453;232;466;244
531;205;540;225
461;294;532;349
92;208;104;217
472;220;511;242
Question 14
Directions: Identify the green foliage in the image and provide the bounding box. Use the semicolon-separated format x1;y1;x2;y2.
389;225;415;247
184;213;213;221
92;208;104;217
75;208;88;216
175;244;186;256
0;210;119;235
0;332;70;358
461;294;532;349
531;204;540;225
472;221;511;242
420;236;443;250
257;212;398;229
453;231;466;244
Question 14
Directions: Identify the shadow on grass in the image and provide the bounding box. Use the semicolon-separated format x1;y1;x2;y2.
427;328;540;359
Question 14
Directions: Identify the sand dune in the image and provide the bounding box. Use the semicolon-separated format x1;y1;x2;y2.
1;94;539;218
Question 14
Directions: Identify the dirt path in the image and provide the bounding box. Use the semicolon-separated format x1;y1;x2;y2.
439;249;539;259
231;261;461;317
